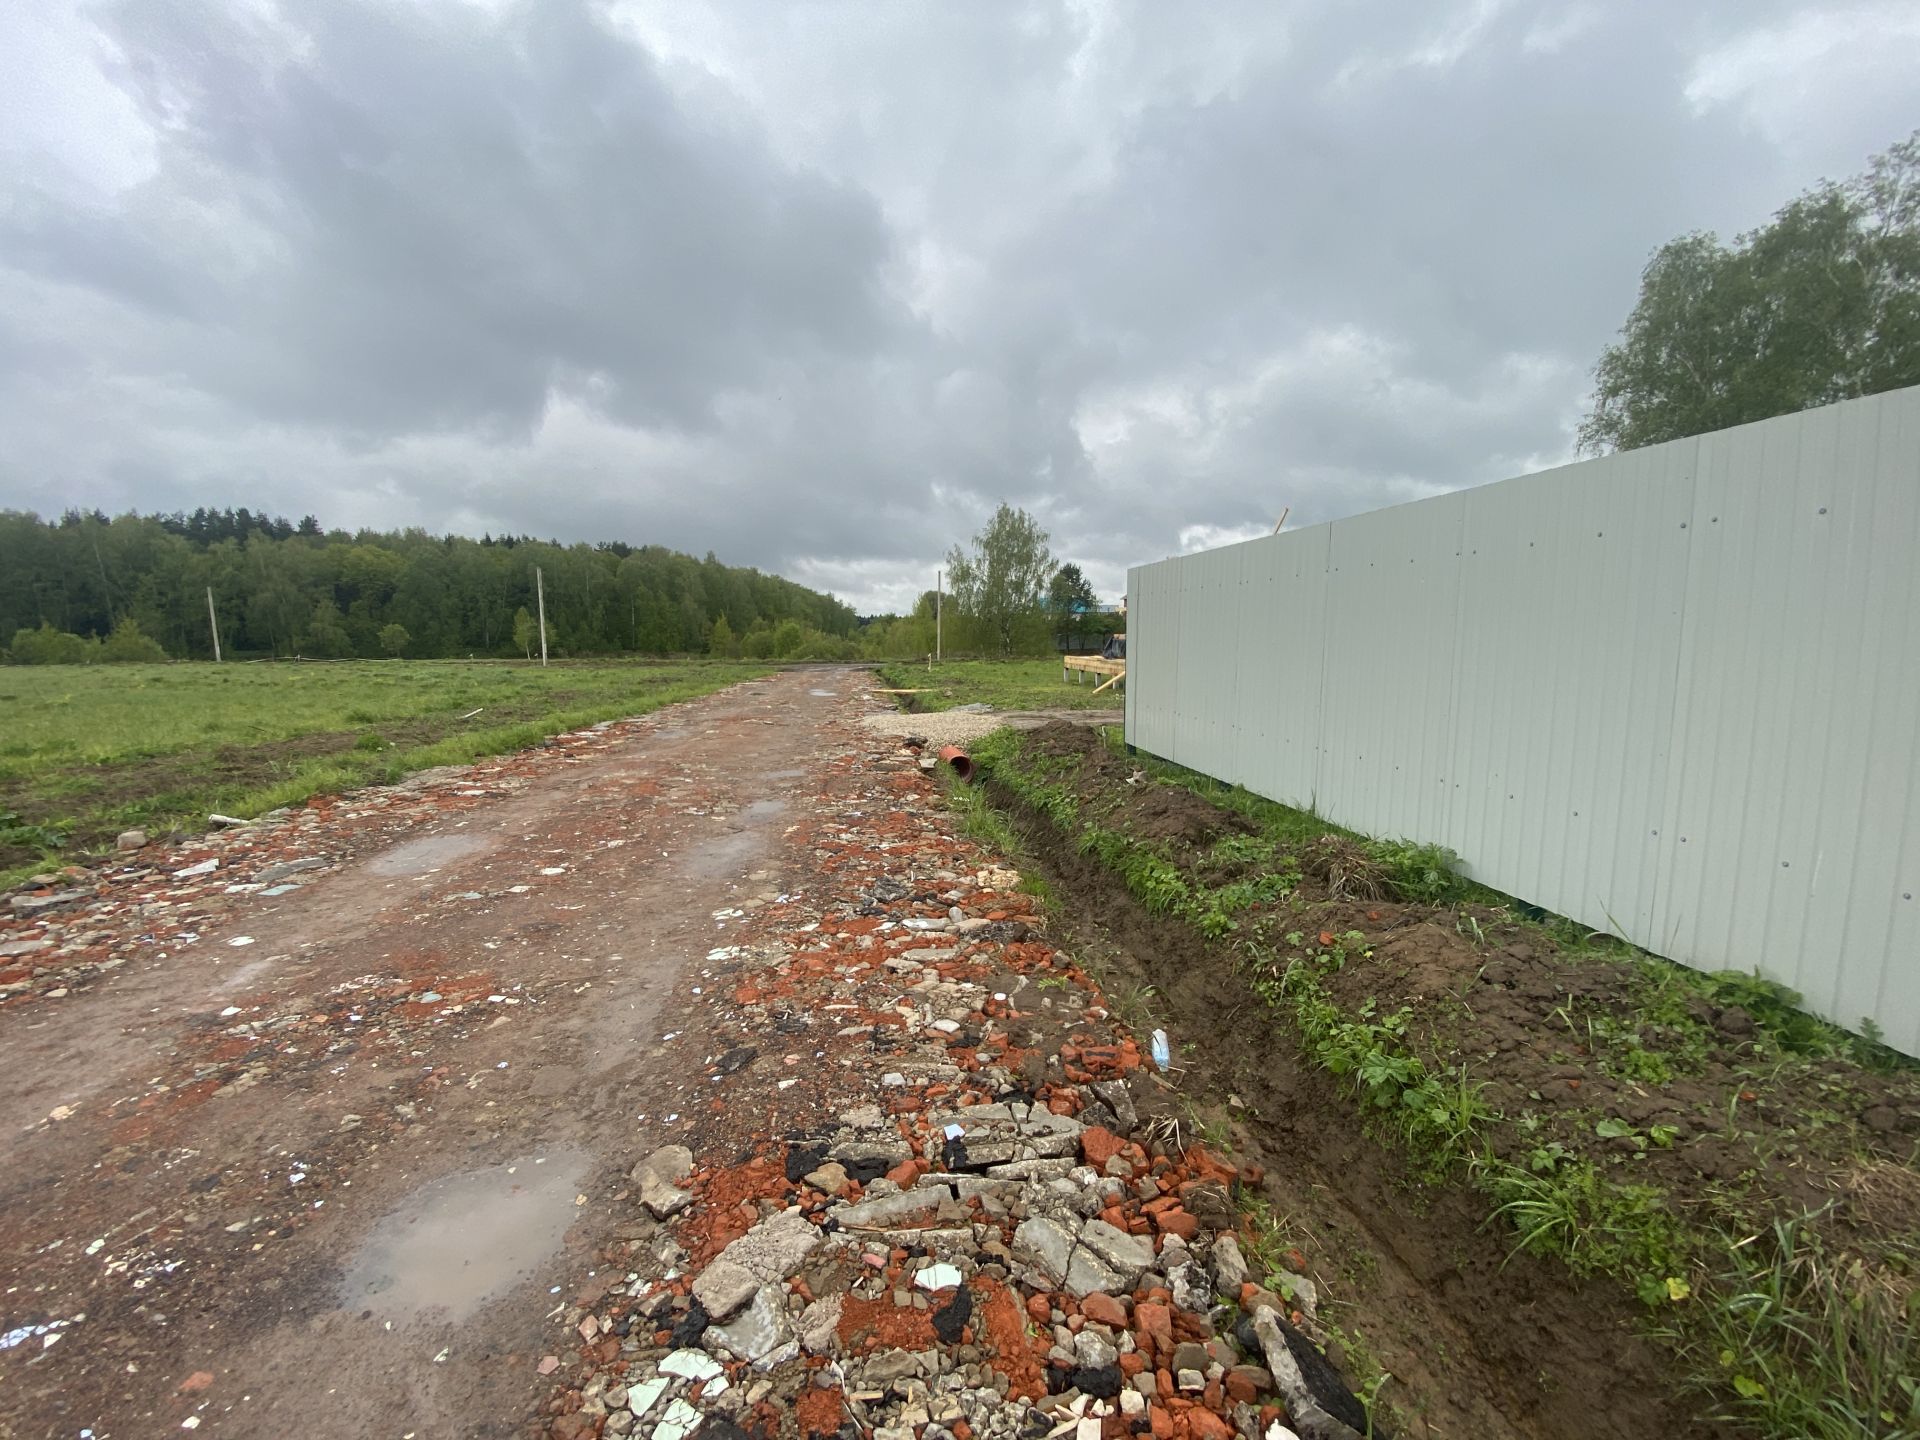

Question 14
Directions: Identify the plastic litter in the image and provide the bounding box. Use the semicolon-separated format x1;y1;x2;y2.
1150;1029;1171;1071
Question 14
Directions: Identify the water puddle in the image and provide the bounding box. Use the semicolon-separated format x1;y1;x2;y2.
337;1149;587;1322
761;769;805;782
739;798;787;823
366;833;493;877
808;689;838;697
682;829;764;881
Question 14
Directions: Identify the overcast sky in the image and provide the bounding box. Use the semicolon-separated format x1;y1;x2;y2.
2;2;1916;612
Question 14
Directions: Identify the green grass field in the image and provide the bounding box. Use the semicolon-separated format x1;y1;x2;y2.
874;657;1122;712
0;660;769;880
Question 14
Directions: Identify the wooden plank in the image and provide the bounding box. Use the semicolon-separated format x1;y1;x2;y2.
1090;669;1125;695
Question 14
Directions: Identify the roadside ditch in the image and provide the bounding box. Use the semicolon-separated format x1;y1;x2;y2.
962;720;1920;1440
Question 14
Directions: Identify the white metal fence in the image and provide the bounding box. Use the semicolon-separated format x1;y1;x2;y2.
1126;386;1920;1055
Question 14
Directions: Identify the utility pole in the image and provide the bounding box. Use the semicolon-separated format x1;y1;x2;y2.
935;568;942;664
206;586;222;663
535;566;549;667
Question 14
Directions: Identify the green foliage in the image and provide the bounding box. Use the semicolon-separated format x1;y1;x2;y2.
1488;1163;1686;1281
1365;838;1463;903
872;658;1120;712
945;772;1023;856
306;597;353;659
378;622;411;657
1580;130;1920;453
1661;1210;1920;1440
1047;563;1097;616
0;507;857;661
0;808;70;853
8;623;95;665
708;614;736;657
1705;971;1834;1055
945;504;1056;656
0;659;770;883
99;617;169;663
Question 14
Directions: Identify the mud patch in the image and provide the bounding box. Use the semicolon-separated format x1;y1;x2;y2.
338;1149;590;1323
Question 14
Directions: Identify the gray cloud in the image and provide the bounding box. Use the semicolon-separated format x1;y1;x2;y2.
2;0;1917;612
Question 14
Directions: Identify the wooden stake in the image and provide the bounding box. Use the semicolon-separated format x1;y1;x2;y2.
206;586;222;663
536;566;548;667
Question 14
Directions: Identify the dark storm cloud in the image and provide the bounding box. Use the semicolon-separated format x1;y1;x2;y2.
1;0;1916;611
7;0;903;437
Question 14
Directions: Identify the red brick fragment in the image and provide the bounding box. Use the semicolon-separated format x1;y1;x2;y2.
1152;1208;1199;1241
1079;1126;1127;1168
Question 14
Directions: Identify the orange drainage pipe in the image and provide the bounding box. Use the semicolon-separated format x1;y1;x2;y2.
936;745;976;783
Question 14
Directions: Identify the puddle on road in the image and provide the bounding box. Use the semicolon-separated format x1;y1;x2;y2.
338;1149;588;1323
739;798;787;823
761;769;805;782
683;829;765;881
808;689;838;697
366;833;493;877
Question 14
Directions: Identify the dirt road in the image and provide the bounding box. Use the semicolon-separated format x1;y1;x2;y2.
6;669;1613;1440
2;670;865;1437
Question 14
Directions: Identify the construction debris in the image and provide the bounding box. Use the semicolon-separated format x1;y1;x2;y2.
531;722;1364;1440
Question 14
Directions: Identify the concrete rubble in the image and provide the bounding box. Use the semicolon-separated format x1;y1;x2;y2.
532;724;1367;1440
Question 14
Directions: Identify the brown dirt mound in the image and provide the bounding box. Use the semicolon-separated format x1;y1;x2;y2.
1022;719;1110;763
1019;722;1252;849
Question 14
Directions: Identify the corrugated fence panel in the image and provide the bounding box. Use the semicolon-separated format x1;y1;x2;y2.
1653;388;1920;1053
1231;527;1331;805
1124;385;1920;1054
1446;440;1695;940
1316;491;1467;842
1126;558;1177;757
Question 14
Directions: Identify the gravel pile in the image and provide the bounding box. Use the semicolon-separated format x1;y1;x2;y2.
859;709;1009;747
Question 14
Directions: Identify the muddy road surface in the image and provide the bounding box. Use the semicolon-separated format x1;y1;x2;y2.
0;670;851;1438
3;669;1684;1440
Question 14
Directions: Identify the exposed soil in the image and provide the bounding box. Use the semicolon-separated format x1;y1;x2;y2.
1016;722;1920;1200
988;773;1706;1440
0;671;847;1437
989;720;1920;1434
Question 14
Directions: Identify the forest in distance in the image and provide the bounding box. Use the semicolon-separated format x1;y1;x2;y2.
0;506;863;663
1;503;1118;665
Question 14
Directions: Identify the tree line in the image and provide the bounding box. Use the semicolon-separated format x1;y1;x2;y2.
0;508;861;663
860;504;1119;659
1581;130;1919;452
